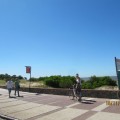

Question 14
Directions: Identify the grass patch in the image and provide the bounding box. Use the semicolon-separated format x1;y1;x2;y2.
0;80;6;86
0;79;49;88
20;81;40;87
0;79;50;88
20;80;49;88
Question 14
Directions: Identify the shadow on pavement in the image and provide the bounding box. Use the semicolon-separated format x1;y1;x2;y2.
81;101;94;104
80;99;96;104
17;96;24;97
36;93;42;95
9;96;16;98
9;96;24;98
83;99;96;102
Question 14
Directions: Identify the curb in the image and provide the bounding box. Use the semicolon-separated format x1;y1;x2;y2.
0;114;18;120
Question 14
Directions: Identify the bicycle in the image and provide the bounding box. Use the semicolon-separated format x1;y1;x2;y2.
69;84;82;101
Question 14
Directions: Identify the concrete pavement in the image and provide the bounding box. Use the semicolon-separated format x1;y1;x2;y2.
0;88;120;120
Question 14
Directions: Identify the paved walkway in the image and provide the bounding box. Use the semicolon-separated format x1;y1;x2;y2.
0;88;120;120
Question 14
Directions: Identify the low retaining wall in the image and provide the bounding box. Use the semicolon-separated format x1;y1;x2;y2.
0;86;119;99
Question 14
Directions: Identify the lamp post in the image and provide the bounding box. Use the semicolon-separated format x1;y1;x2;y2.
25;66;31;92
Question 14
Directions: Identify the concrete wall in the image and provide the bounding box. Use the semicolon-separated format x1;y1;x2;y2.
0;86;120;99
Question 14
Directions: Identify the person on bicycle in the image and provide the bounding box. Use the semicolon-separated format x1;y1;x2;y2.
75;73;82;101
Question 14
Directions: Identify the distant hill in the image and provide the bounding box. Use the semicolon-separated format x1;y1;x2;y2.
81;76;117;81
110;76;117;80
81;77;90;81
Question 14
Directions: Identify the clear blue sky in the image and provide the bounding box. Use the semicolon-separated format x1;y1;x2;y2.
0;0;120;78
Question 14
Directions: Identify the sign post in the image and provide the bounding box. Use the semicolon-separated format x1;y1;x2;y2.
115;57;120;90
25;66;31;92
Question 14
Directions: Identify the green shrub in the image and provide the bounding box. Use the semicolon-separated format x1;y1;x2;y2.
30;77;38;82
59;79;73;88
101;76;117;86
45;76;60;88
81;76;117;89
82;81;92;89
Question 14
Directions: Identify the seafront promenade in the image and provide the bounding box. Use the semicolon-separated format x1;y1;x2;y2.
0;88;120;120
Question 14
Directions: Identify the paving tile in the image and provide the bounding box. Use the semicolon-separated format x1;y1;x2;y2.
73;110;97;120
0;102;42;114
35;108;88;120
92;103;109;111
103;105;120;114
86;112;120;120
72;99;104;110
0;98;17;103
9;105;60;120
0;100;27;108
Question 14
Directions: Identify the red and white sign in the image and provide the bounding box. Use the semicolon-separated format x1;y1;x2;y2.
26;66;31;73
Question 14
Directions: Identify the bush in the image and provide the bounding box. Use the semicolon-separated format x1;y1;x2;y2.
30;77;38;82
81;76;117;89
101;76;117;86
27;75;117;89
45;76;61;88
59;78;73;88
82;81;92;89
44;76;75;88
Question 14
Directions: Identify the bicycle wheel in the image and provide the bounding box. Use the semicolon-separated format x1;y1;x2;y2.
68;89;73;98
69;88;77;100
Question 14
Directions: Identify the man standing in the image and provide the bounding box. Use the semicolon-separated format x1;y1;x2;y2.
14;79;20;97
6;79;14;98
75;74;82;101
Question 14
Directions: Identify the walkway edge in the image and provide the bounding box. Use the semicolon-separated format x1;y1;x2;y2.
0;114;18;120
